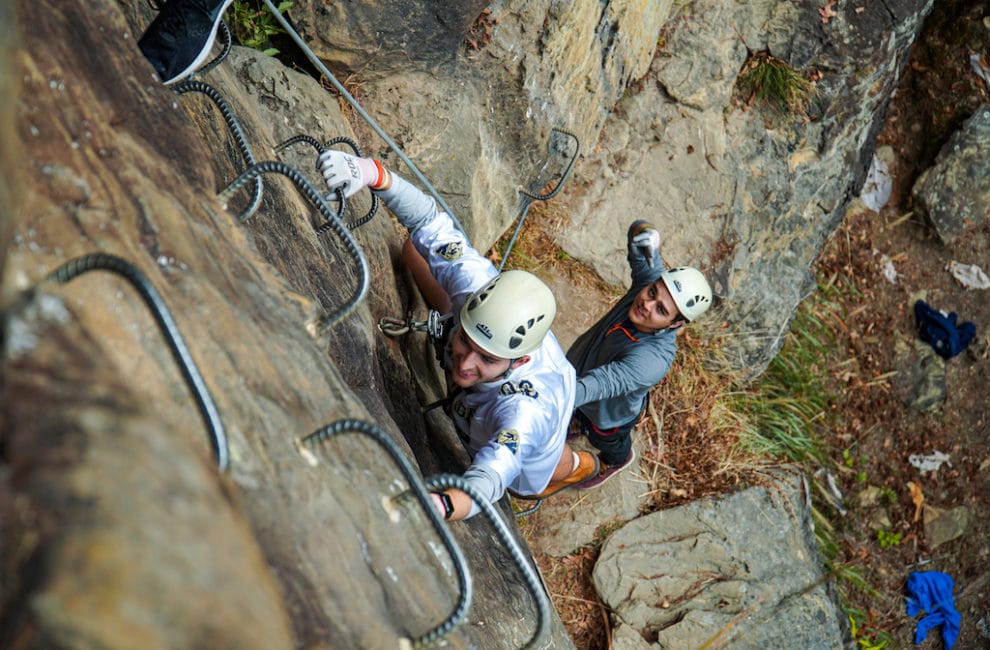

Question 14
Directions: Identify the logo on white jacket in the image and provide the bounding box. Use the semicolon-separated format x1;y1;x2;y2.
499;380;539;399
496;429;520;454
435;242;463;260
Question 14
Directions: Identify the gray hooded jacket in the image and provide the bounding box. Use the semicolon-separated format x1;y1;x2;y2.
566;221;678;429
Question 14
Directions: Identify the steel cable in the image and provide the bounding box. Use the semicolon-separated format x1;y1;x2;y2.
300;419;473;647
218;160;368;333
46;253;230;471
173;79;264;221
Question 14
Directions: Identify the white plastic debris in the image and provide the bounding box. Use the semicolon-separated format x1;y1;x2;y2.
825;471;847;516
948;260;990;289
860;153;892;212
970;53;990;92
909;451;951;474
873;248;899;284
814;468;847;516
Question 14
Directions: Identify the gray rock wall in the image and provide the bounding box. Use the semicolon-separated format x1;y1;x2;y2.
593;471;848;647
1;3;573;648
302;0;935;372
560;0;936;372
2;0;946;646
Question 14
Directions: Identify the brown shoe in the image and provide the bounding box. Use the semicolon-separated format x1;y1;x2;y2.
516;451;600;500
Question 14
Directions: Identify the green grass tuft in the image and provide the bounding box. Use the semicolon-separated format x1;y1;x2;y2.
738;53;816;115
230;0;292;56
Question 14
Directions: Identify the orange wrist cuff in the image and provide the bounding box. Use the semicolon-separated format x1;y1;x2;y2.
370;160;391;190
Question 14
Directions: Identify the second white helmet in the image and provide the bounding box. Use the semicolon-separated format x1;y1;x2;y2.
460;270;556;358
660;267;712;322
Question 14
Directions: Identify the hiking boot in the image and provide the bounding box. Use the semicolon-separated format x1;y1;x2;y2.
576;449;636;490
138;0;234;85
516;451;600;500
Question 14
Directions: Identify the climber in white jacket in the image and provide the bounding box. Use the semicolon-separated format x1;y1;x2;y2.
319;150;599;521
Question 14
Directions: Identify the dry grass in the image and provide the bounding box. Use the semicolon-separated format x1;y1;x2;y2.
486;199;622;301
637;327;810;517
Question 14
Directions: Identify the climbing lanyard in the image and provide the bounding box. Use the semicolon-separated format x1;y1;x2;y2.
498;128;580;271
378;309;451;338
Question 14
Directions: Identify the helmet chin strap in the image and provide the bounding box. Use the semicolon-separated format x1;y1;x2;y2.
655;320;685;335
501;360;517;380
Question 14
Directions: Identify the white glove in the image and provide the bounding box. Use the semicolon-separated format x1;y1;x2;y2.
632;229;661;267
317;150;382;198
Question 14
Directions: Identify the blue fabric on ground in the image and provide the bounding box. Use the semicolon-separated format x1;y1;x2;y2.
914;300;976;360
905;571;960;648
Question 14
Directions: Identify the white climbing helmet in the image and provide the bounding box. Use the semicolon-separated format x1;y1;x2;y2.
660;267;712;322
460;270;556;358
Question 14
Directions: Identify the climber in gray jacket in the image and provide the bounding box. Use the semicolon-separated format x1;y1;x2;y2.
567;220;713;489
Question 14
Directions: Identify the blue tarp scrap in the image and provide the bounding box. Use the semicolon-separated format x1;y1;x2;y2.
914;300;976;360
905;570;961;648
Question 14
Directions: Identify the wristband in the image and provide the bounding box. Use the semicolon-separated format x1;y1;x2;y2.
369;160;392;191
434;491;455;520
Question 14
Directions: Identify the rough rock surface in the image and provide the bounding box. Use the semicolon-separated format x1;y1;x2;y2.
593;471;848;648
288;0;491;75
0;0;14;276
558;0;938;373
1;0;950;647
911;104;990;243
2;3;572;648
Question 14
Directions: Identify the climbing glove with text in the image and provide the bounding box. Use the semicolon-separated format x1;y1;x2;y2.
318;150;390;198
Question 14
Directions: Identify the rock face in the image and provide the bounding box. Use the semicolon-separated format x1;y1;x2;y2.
288;0;492;75
558;0;938;372
297;0;938;373
2;3;572;648
1;0;947;647
3;298;296;649
593;471;848;648
0;0;16;276
911;104;990;244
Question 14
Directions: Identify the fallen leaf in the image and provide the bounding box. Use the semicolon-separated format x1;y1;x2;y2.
908;481;924;522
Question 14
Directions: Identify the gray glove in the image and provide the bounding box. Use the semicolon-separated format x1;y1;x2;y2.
632;229;660;268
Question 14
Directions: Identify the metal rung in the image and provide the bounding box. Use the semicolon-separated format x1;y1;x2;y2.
300;420;473;647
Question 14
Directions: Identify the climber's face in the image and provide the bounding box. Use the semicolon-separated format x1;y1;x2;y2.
449;325;522;387
628;279;681;333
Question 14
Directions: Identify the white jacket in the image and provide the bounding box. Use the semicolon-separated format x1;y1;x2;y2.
377;175;576;513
